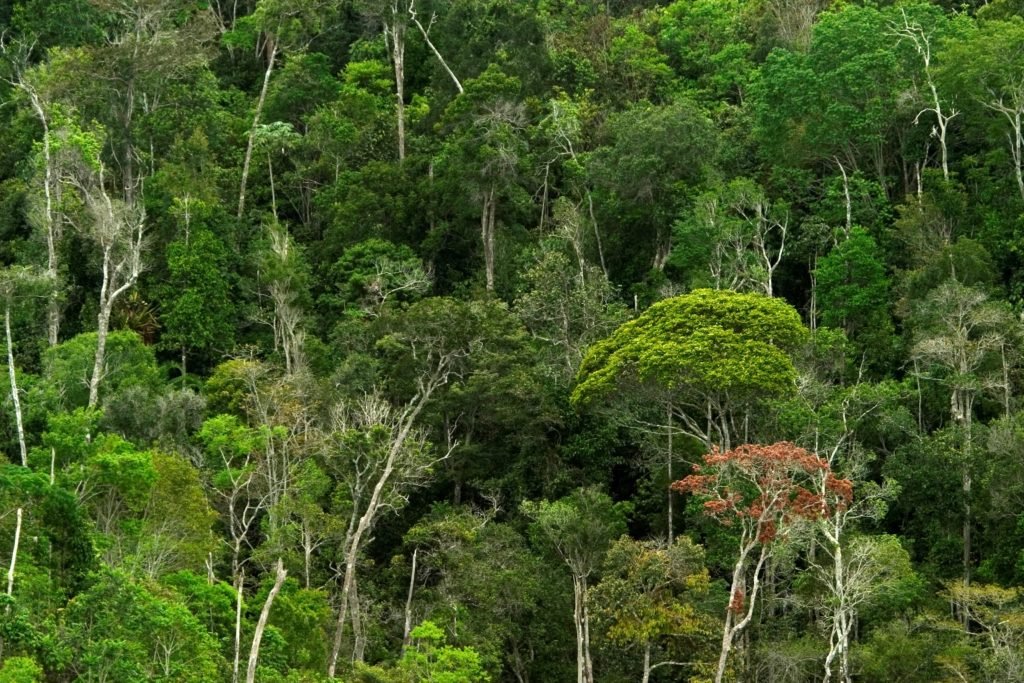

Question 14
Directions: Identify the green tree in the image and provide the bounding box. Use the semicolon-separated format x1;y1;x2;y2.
573;289;807;541
589;536;715;683
523;487;627;683
814;228;894;370
158;211;235;376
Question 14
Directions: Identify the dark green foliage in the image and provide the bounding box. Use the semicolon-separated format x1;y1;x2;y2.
1;1;1024;680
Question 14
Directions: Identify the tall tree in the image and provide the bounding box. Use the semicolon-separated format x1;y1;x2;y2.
673;442;851;683
523;488;627;683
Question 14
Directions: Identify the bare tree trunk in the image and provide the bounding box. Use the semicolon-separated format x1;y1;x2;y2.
408;0;463;94
350;574;366;663
233;570;244;683
835;157;852;239
572;575;586;683
582;586;594;683
641;642;652;683
238;39;278;219
88;305;111;408
1014;112;1024;201
386;6;406;161
5;508;22;603
481;186;496;291
5;306;27;466
327;385;445;678
585;191;607;279
19;83;62;346
402;547;418;646
85;191;144;408
246;559;287;683
714;544;768;683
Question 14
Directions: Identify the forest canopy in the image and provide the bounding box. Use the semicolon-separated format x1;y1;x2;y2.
0;0;1023;681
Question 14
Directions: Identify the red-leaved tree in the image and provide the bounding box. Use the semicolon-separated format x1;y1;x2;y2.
672;442;852;683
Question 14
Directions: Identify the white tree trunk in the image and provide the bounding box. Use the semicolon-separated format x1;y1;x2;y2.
408;0;463;94
88;305;111;409
5;306;27;466
238;40;278;219
481;186;496;291
246;559;287;683
327;385;443;677
232;570;244;683
386;7;406;161
714;544;768;683
402;547;418;646
5;508;22;602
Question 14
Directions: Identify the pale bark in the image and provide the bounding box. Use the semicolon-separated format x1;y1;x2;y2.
238;39;278;219
5;306;26;466
835;157;852;239
85;192;145;409
5;508;22;602
402;547;418;646
384;4;406;161
408;0;463;94
246;560;287;683
714;544;769;683
232;570;244;683
327;381;451;677
350;574;366;663
481;185;497;291
892;10;959;182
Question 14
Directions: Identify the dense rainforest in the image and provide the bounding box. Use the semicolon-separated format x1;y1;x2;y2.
0;0;1023;681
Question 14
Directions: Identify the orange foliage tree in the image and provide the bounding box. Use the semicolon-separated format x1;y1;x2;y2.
673;442;852;683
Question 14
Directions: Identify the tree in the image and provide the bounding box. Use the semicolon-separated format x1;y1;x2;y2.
63;146;146;408
673;442;852;683
231;0;338;218
158;203;235;375
323;392;444;673
939;17;1024;200
573;289;807;541
673;178;789;296
912;280;1018;585
0;266;51;466
589;98;716;276
326;296;489;676
523;487;627;683
354;620;489;683
589;536;715;683
439;65;528;292
814;228;893;368
259;223;310;376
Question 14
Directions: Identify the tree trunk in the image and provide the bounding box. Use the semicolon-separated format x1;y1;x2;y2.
246;559;287;683
481;186;496;291
582;586;594;683
24;89;61;346
88;305;111;409
387;10;406;161
232;570;244;683
238;39;278;219
586;191;607;279
714;544;768;683
641;641;651;683
327;387;442;677
350;573;366;663
5;508;22;603
402;547;418;646
573;575;586;683
5;306;27;466
408;0;463;94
